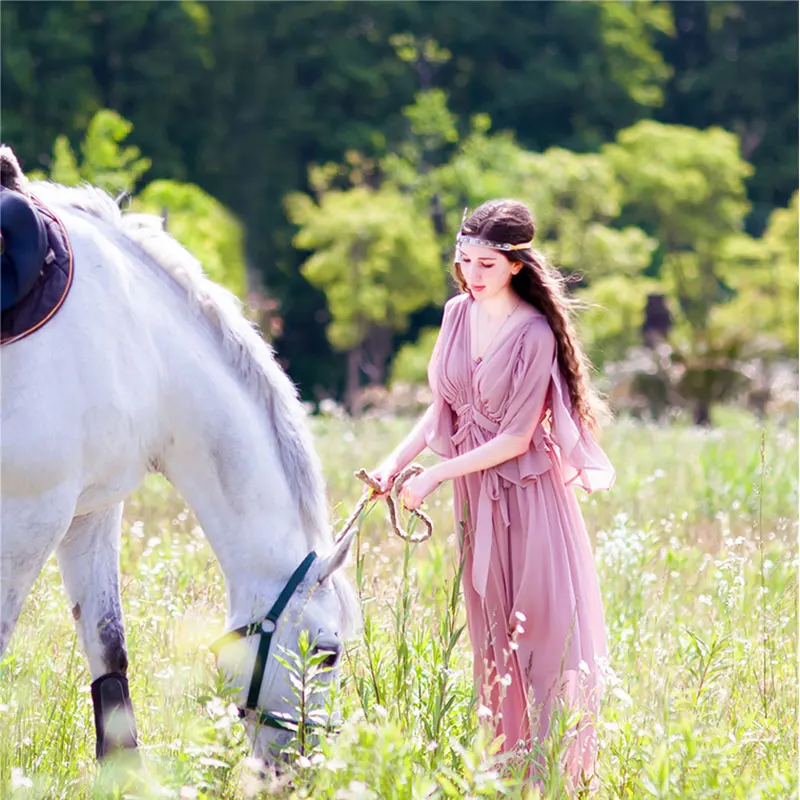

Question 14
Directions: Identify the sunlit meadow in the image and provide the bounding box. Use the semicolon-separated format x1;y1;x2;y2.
1;411;797;799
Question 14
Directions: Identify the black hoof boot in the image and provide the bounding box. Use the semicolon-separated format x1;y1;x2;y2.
91;672;139;761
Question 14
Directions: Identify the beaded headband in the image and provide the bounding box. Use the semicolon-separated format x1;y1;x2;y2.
456;234;533;252
454;207;532;261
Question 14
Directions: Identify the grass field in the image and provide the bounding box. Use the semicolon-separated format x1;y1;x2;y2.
1;411;797;799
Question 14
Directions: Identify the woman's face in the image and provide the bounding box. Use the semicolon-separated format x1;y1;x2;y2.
457;242;519;301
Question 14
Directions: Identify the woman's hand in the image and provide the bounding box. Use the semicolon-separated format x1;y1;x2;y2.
367;459;402;496
400;467;442;511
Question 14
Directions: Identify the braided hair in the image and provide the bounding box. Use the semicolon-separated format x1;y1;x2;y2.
453;199;608;430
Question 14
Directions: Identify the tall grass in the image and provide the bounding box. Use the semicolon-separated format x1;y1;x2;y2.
1;412;796;798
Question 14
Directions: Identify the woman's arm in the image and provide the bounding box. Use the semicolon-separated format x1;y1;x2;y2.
371;404;435;491
401;427;535;511
431;430;531;483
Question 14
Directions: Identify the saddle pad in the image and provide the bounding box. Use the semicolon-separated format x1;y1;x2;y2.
1;196;74;346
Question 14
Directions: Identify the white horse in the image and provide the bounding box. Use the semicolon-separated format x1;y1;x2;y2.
0;163;359;763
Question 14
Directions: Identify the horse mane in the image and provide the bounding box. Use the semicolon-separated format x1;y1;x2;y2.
31;183;333;550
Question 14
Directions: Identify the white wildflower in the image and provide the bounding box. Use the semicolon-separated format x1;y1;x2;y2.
11;768;33;790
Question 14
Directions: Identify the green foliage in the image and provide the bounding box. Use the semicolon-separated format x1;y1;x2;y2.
389;328;440;387
604;120;788;417
420;121;528;222
30;109;151;194
3;1;795;400
606;121;752;255
2;2;210;184
379;87;464;217
397;89;459;164
135;180;247;298
660;1;798;219
390;33;452;70
604;121;750;353
599;0;675;108
287;185;445;351
516;147;657;280
77;110;152;194
711;192;799;357
578;275;663;368
31;109;246;300
46;136;81;186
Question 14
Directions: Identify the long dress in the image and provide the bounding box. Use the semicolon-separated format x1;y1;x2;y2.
426;293;614;786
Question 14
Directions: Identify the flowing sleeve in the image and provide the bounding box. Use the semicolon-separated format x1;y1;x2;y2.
497;319;556;438
492;321;557;485
495;318;615;493
549;362;615;493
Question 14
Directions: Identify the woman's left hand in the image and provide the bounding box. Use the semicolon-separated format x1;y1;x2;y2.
401;468;442;511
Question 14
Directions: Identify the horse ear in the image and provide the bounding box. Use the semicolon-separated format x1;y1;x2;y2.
0;146;28;193
318;528;357;582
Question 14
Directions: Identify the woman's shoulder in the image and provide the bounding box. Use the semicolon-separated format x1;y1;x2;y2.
517;309;556;356
441;292;471;325
515;304;552;335
444;292;470;313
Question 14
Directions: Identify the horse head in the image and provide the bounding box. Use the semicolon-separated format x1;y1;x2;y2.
211;528;358;759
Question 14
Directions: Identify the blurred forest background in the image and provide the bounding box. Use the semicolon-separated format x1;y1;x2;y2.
3;0;797;422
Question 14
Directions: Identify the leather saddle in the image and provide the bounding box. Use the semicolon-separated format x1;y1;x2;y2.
0;146;74;346
1;187;50;311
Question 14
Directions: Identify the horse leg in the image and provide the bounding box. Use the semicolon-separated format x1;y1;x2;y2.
56;504;138;761
1;555;53;657
1;498;76;657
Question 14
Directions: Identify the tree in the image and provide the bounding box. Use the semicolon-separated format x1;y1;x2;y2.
408;1;675;151
605;120;755;422
659;1;798;230
134;181;247;298
286;184;445;412
30;109;151;195
2;1;211;179
605;120;752;328
5;1;794;400
712;192;799;357
597;1;675;109
577;275;664;368
32;110;247;299
389;327;440;387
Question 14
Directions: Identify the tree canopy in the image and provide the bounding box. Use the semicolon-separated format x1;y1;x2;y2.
29;109;247;298
4;0;795;401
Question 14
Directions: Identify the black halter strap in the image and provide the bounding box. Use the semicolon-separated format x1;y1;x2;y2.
210;551;320;732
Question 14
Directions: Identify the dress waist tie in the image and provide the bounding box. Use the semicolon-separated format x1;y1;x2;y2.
450;403;514;599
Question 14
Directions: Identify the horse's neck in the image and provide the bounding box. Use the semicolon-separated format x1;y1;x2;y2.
149;278;314;627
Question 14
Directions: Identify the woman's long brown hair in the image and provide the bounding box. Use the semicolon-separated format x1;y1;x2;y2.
453;199;608;430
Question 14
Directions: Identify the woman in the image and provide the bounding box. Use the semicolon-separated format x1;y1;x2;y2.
370;199;614;790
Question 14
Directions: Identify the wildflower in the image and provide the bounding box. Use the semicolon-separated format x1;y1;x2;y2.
11;768;33;790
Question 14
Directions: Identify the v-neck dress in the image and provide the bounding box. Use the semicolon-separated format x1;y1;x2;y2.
426;292;614;783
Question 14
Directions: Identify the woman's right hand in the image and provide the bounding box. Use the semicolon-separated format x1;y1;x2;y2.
367;459;402;496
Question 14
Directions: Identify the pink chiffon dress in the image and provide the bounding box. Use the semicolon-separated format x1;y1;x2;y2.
426;293;614;785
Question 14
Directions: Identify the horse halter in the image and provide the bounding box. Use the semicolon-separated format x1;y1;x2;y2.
210;551;326;733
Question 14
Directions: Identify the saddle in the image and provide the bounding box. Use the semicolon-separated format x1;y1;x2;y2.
0;146;73;346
